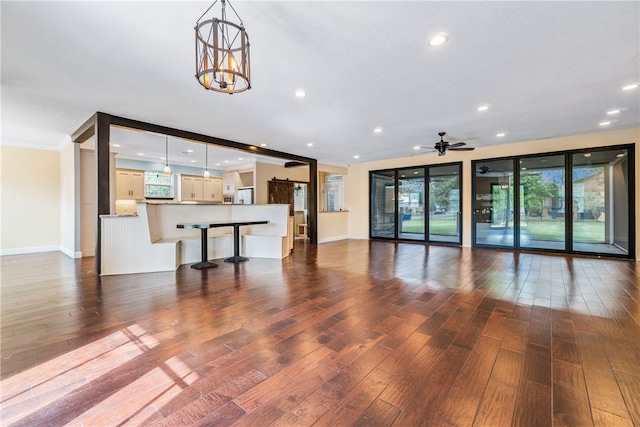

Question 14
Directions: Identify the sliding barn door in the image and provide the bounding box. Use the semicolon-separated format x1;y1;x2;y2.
268;180;294;216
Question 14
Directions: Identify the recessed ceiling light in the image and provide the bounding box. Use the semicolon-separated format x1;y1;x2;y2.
295;90;307;97
477;105;490;112
307;142;314;147
607;109;620;115
160;157;166;160
428;33;448;47
238;157;243;161
191;160;196;163
215;163;220;166
413;145;421;150
622;83;638;91
112;144;120;147
599;121;611;126
260;143;268;147
374;127;383;133
186;149;193;153
496;133;505;137
137;152;144;156
224;160;229;163
353;155;360;159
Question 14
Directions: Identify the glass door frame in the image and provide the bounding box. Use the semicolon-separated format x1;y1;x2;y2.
472;144;635;259
568;145;636;258
471;157;518;249
369;162;463;246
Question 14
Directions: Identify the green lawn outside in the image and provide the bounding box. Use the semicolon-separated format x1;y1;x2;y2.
523;219;604;243
402;217;458;235
396;217;604;242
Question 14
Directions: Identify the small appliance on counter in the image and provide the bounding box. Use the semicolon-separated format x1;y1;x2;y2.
235;188;254;204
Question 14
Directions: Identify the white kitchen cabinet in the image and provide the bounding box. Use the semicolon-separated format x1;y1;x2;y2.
180;175;204;201
203;177;223;202
222;171;239;196
116;169;145;200
179;174;223;202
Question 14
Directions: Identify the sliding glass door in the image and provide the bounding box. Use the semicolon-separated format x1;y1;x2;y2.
472;145;634;258
398;168;425;240
429;164;462;243
473;159;516;248
519;155;566;250
370;162;462;244
370;170;396;238
572;148;631;256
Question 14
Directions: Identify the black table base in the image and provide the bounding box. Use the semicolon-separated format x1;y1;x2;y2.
190;228;218;269
225;224;249;263
177;220;269;269
191;260;218;269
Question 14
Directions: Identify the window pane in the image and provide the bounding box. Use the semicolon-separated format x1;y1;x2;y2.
572;149;629;255
370;170;396;238
519;155;566;250
144;171;174;198
474;159;515;247
398;168;425;240
429;164;461;243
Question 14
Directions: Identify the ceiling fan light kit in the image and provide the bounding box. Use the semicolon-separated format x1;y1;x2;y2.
195;0;251;94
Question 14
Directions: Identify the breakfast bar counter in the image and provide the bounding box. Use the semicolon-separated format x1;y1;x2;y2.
100;202;290;275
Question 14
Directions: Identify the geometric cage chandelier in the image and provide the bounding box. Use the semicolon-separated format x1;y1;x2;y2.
195;0;251;94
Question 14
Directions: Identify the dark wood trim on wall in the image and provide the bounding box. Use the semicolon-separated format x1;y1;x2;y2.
95;113;111;273
71;112;319;274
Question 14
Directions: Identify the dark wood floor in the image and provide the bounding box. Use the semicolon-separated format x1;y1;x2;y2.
1;240;639;426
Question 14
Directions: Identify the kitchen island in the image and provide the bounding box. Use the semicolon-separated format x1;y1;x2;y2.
100;202;292;275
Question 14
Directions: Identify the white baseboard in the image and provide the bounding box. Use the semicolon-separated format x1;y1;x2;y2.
318;235;349;244
60;247;83;259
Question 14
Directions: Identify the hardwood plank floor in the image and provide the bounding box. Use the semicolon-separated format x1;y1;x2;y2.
1;240;639;426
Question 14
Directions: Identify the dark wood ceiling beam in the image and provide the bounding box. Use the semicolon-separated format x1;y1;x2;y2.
71;113;97;143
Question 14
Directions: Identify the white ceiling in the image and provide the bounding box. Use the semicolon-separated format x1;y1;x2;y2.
2;1;639;167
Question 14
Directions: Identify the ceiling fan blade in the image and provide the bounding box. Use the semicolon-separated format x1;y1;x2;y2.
449;147;475;151
448;142;467;149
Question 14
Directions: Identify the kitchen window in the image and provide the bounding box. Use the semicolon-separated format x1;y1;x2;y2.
144;171;174;198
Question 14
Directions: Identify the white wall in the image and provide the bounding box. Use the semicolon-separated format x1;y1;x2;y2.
0;145;61;254
346;126;640;260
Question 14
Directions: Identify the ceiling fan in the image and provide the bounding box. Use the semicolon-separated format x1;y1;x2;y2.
415;132;475;156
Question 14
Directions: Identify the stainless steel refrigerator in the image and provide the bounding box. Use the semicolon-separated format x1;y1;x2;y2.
235;188;254;204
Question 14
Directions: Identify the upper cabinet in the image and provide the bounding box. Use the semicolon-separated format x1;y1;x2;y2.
223;167;254;195
203;177;223;202
179;174;222;202
222;171;239;195
116;169;145;200
180;175;203;201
